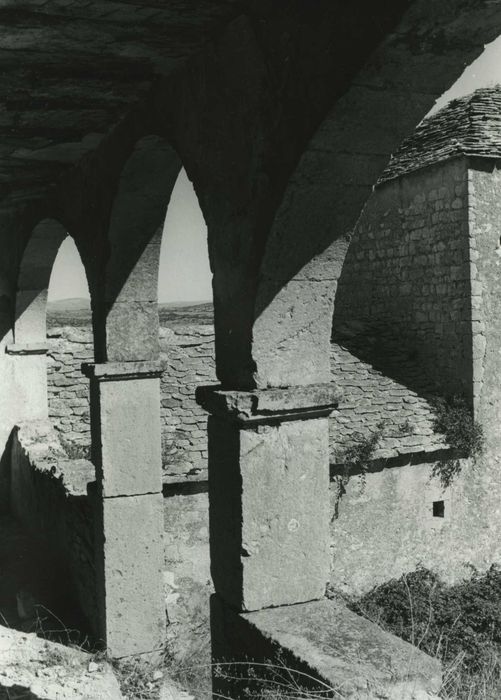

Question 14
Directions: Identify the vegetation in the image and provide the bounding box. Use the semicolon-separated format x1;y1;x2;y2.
59;437;91;460
431;395;484;487
339;421;385;492
350;567;501;699
113;657;164;700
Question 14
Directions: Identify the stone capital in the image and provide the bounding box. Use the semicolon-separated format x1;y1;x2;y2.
81;360;163;382
5;342;48;356
196;383;341;425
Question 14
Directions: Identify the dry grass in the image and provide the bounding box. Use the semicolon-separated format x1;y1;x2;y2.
112;657;165;700
441;653;501;700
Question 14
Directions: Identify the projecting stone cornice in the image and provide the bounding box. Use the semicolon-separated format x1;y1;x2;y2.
196;382;342;424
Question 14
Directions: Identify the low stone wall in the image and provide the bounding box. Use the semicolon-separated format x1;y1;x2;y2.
10;421;97;636
329;455;490;596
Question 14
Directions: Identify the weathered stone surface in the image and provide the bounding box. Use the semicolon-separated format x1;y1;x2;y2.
91;374;162;497
469;165;501;429
208;415;330;611
6;342;48;355
104;301;160;362
83;360;163;380
9;353;49;424
329;456;500;595
163;490;211;668
0;626;123;700
14;289;49;343
97;493;165;658
253;278;337;387
197;382;341;423
212;595;441;700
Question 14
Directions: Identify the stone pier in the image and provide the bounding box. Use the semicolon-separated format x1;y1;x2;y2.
197;384;341;612
83;361;165;658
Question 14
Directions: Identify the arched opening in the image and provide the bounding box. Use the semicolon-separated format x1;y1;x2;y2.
1;219;94;644
89;134;215;659
253;30;501;392
157;168;214;484
158;168;212;306
156;168;214;678
229;26;501;654
11;221;93;433
98;135;182;363
46;236;92;456
324;37;501;595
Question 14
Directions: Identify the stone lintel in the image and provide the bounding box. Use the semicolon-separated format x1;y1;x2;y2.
81;360;163;381
196;383;342;424
5;342;48;355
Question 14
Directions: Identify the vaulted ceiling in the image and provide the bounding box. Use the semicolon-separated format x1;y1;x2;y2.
0;1;243;203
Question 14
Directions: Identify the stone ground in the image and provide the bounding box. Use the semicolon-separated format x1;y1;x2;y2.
0;626;122;700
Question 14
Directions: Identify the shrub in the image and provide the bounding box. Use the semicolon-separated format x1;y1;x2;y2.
431;395;484;487
431;395;484;458
350;566;501;675
339;421;385;491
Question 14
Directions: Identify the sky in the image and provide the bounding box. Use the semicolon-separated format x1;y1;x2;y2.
48;168;212;303
49;35;501;303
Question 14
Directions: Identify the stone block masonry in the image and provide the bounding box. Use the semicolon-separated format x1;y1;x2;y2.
334;158;472;402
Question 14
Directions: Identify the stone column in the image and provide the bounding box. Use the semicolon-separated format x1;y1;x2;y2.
82;361;165;659
197;384;340;612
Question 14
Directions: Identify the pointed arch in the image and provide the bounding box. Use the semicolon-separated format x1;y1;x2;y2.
98;135;183;362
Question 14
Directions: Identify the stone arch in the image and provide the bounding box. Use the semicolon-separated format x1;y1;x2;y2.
86;134;214;658
8;219;92;424
252;2;501;390
15;219;73;345
97;135;184;363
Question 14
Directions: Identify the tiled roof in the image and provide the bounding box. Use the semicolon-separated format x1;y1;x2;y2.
380;86;501;183
330;343;448;464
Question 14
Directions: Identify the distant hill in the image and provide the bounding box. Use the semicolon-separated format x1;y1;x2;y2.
47;298;213;327
47;298;91;326
158;301;213;326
